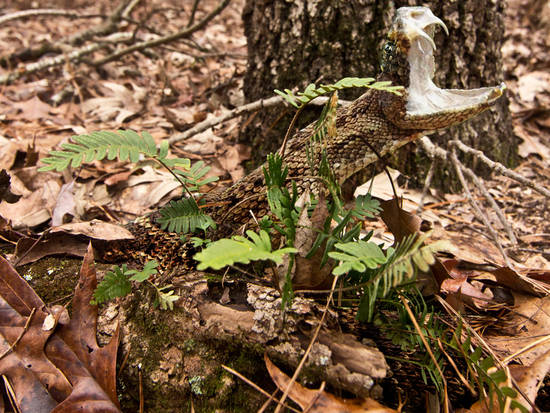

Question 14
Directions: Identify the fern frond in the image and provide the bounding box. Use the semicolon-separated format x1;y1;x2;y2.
156;286;179;310
39;130;191;172
173;160;218;191
331;233;450;321
367;235;449;301
450;324;529;413
157;198;215;234
194;230;297;270
329;240;388;276
92;264;133;304
275;77;404;109
351;194;382;220
40;130;152;171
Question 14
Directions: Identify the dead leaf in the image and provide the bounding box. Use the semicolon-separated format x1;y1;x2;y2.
0;170;21;203
82;82;145;125
487;293;550;366
54;244;120;407
217;144;251;182
12;221;134;265
10;96;53;121
0;249;121;412
51;181;76;226
380;198;421;243
264;354;396;412
51;220;134;240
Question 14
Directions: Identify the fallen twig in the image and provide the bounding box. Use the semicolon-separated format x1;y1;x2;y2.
93;0;232;67
0;9;81;25
167;95;350;145
0;33;133;85
450;150;513;268
419;136;514;267
460;164;518;246
450;139;550;199
273;276;339;413
1;0;139;68
0;308;36;361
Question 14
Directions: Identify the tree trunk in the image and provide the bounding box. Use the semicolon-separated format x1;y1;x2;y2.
241;0;516;187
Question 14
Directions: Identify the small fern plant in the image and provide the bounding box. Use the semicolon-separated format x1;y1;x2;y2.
39;129;217;234
91;260;179;310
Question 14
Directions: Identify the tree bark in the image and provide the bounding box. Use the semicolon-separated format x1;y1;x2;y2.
241;0;516;187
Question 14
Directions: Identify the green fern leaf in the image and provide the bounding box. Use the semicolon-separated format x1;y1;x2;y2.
39;130;164;172
194;230;297;270
329;240;387;276
274;77;404;110
127;260;159;282
157;198;215;234
156;287;179;310
351;194;382;220
92;264;132;304
173;160;218;190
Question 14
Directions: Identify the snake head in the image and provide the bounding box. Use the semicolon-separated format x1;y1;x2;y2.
383;6;505;122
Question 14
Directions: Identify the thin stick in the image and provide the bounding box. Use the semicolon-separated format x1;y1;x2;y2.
399;294;449;413
94;0;231;66
460;163;517;246
278;106;305;159
168;96;347;145
0;33;133;85
0;308;36;361
0;9;81;24
257;388;280;413
417;159;437;213
187;0;201;27
449;151;513;268
450;139;550;198
221;365;300;413
138;363;144;413
273;276;339;413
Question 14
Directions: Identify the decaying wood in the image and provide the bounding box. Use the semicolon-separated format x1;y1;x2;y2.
109;276;388;405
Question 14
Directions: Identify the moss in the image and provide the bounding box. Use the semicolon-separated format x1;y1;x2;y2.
20;256;82;305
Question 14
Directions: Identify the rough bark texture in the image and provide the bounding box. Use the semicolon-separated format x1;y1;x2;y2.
242;0;516;187
108;277;389;412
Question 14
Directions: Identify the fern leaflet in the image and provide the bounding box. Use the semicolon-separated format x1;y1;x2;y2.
157;198;215;234
194;230;297;271
275;77;403;109
92;264;133;304
39;130;186;171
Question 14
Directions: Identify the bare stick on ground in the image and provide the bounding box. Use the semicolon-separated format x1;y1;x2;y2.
93;0;232;67
1;0;139;68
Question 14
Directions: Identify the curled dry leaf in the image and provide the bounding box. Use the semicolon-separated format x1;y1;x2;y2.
264;354;396;412
0;169;21;203
0;245;121;412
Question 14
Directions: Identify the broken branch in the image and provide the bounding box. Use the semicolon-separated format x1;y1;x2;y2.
93;0;232;66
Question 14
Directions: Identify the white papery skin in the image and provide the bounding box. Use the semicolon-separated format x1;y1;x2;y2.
394;7;505;116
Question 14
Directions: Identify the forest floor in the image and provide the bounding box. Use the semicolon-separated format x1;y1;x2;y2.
0;0;549;412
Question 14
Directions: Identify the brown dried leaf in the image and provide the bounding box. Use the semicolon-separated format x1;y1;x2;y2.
0;257;71;412
54;244;120;407
0;249;121;412
12;221;134;265
0;170;21;204
264;354;396;412
380;198;421;243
